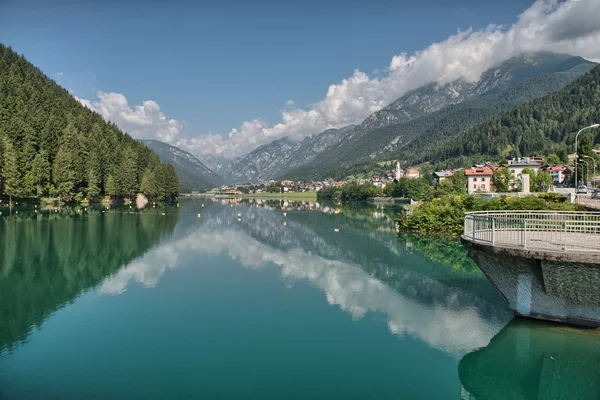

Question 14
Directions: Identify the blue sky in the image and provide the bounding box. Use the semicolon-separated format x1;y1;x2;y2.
1;0;599;159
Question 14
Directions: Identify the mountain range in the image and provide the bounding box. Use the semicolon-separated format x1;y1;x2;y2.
205;52;595;183
145;52;597;186
141;140;224;191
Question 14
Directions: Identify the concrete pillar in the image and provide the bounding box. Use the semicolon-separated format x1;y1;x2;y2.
521;174;530;194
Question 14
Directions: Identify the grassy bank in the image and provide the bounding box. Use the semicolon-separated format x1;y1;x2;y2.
397;194;584;236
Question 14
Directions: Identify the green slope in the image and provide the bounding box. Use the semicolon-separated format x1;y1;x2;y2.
0;43;178;201
419;64;600;168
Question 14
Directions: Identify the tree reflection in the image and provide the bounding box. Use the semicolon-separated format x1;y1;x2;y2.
0;209;179;355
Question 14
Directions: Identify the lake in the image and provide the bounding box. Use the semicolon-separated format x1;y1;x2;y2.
1;199;599;399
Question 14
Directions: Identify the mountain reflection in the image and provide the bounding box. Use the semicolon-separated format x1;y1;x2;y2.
100;200;512;356
459;319;600;400
0;210;179;355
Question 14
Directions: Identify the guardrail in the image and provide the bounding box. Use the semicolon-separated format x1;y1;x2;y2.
463;211;600;253
576;197;600;210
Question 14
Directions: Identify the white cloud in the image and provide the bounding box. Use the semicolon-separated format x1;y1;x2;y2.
77;0;600;159
77;92;183;143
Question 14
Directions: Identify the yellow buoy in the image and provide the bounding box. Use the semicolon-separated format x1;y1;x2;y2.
162;212;166;216
283;221;287;226
334;228;340;232
237;213;242;217
283;212;287;217
237;218;241;222
84;208;87;212
202;204;204;207
197;213;201;218
177;203;180;208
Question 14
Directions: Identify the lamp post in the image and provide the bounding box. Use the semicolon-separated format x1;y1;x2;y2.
574;124;600;187
579;159;591;186
582;155;597;187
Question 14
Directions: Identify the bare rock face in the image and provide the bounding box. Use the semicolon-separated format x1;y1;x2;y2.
136;193;149;209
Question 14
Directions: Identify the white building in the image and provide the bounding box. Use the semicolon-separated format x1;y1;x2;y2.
507;157;541;180
542;165;567;184
465;167;493;194
395;161;403;180
372;176;384;187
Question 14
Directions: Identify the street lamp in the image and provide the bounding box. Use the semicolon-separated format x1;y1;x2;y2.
582;155;597;187
574;123;600;186
578;159;591;186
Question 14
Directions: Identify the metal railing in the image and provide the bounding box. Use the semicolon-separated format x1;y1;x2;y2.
463;211;600;253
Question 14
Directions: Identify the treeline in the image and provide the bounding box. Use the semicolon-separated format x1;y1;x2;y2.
317;182;381;201
316;174;466;202
0;44;179;202
409;65;600;166
397;194;583;235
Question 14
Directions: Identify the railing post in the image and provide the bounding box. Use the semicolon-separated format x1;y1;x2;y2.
522;220;527;249
491;217;495;245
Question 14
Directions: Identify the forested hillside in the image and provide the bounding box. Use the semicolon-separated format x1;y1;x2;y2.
0;44;179;202
416;65;600;167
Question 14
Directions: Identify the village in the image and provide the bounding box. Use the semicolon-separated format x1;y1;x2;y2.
209;150;600;197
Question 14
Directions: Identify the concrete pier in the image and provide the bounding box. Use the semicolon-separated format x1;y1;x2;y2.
462;211;600;327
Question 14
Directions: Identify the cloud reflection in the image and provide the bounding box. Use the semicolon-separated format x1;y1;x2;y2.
99;208;510;356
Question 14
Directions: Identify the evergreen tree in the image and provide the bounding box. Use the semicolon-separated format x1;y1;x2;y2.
1;135;21;202
28;150;50;196
86;150;102;199
0;43;180;202
119;147;138;200
140;168;159;198
105;175;118;198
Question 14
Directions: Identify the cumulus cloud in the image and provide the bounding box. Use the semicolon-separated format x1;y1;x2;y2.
77;92;184;143
78;0;600;159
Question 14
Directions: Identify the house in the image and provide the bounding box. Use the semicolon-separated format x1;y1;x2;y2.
433;170;455;184
562;166;574;185
405;168;420;179
541;165;567;184
465;167;493;194
372;176;383;187
474;162;502;172
506;157;541;180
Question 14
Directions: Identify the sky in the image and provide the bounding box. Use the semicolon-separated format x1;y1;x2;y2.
1;0;600;161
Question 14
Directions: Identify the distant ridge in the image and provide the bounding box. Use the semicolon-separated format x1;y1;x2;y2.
141;140;224;191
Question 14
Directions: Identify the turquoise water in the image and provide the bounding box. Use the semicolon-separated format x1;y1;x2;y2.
1;199;598;399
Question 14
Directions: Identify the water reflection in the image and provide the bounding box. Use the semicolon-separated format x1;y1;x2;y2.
100;200;512;356
0;209;179;355
459;319;600;400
